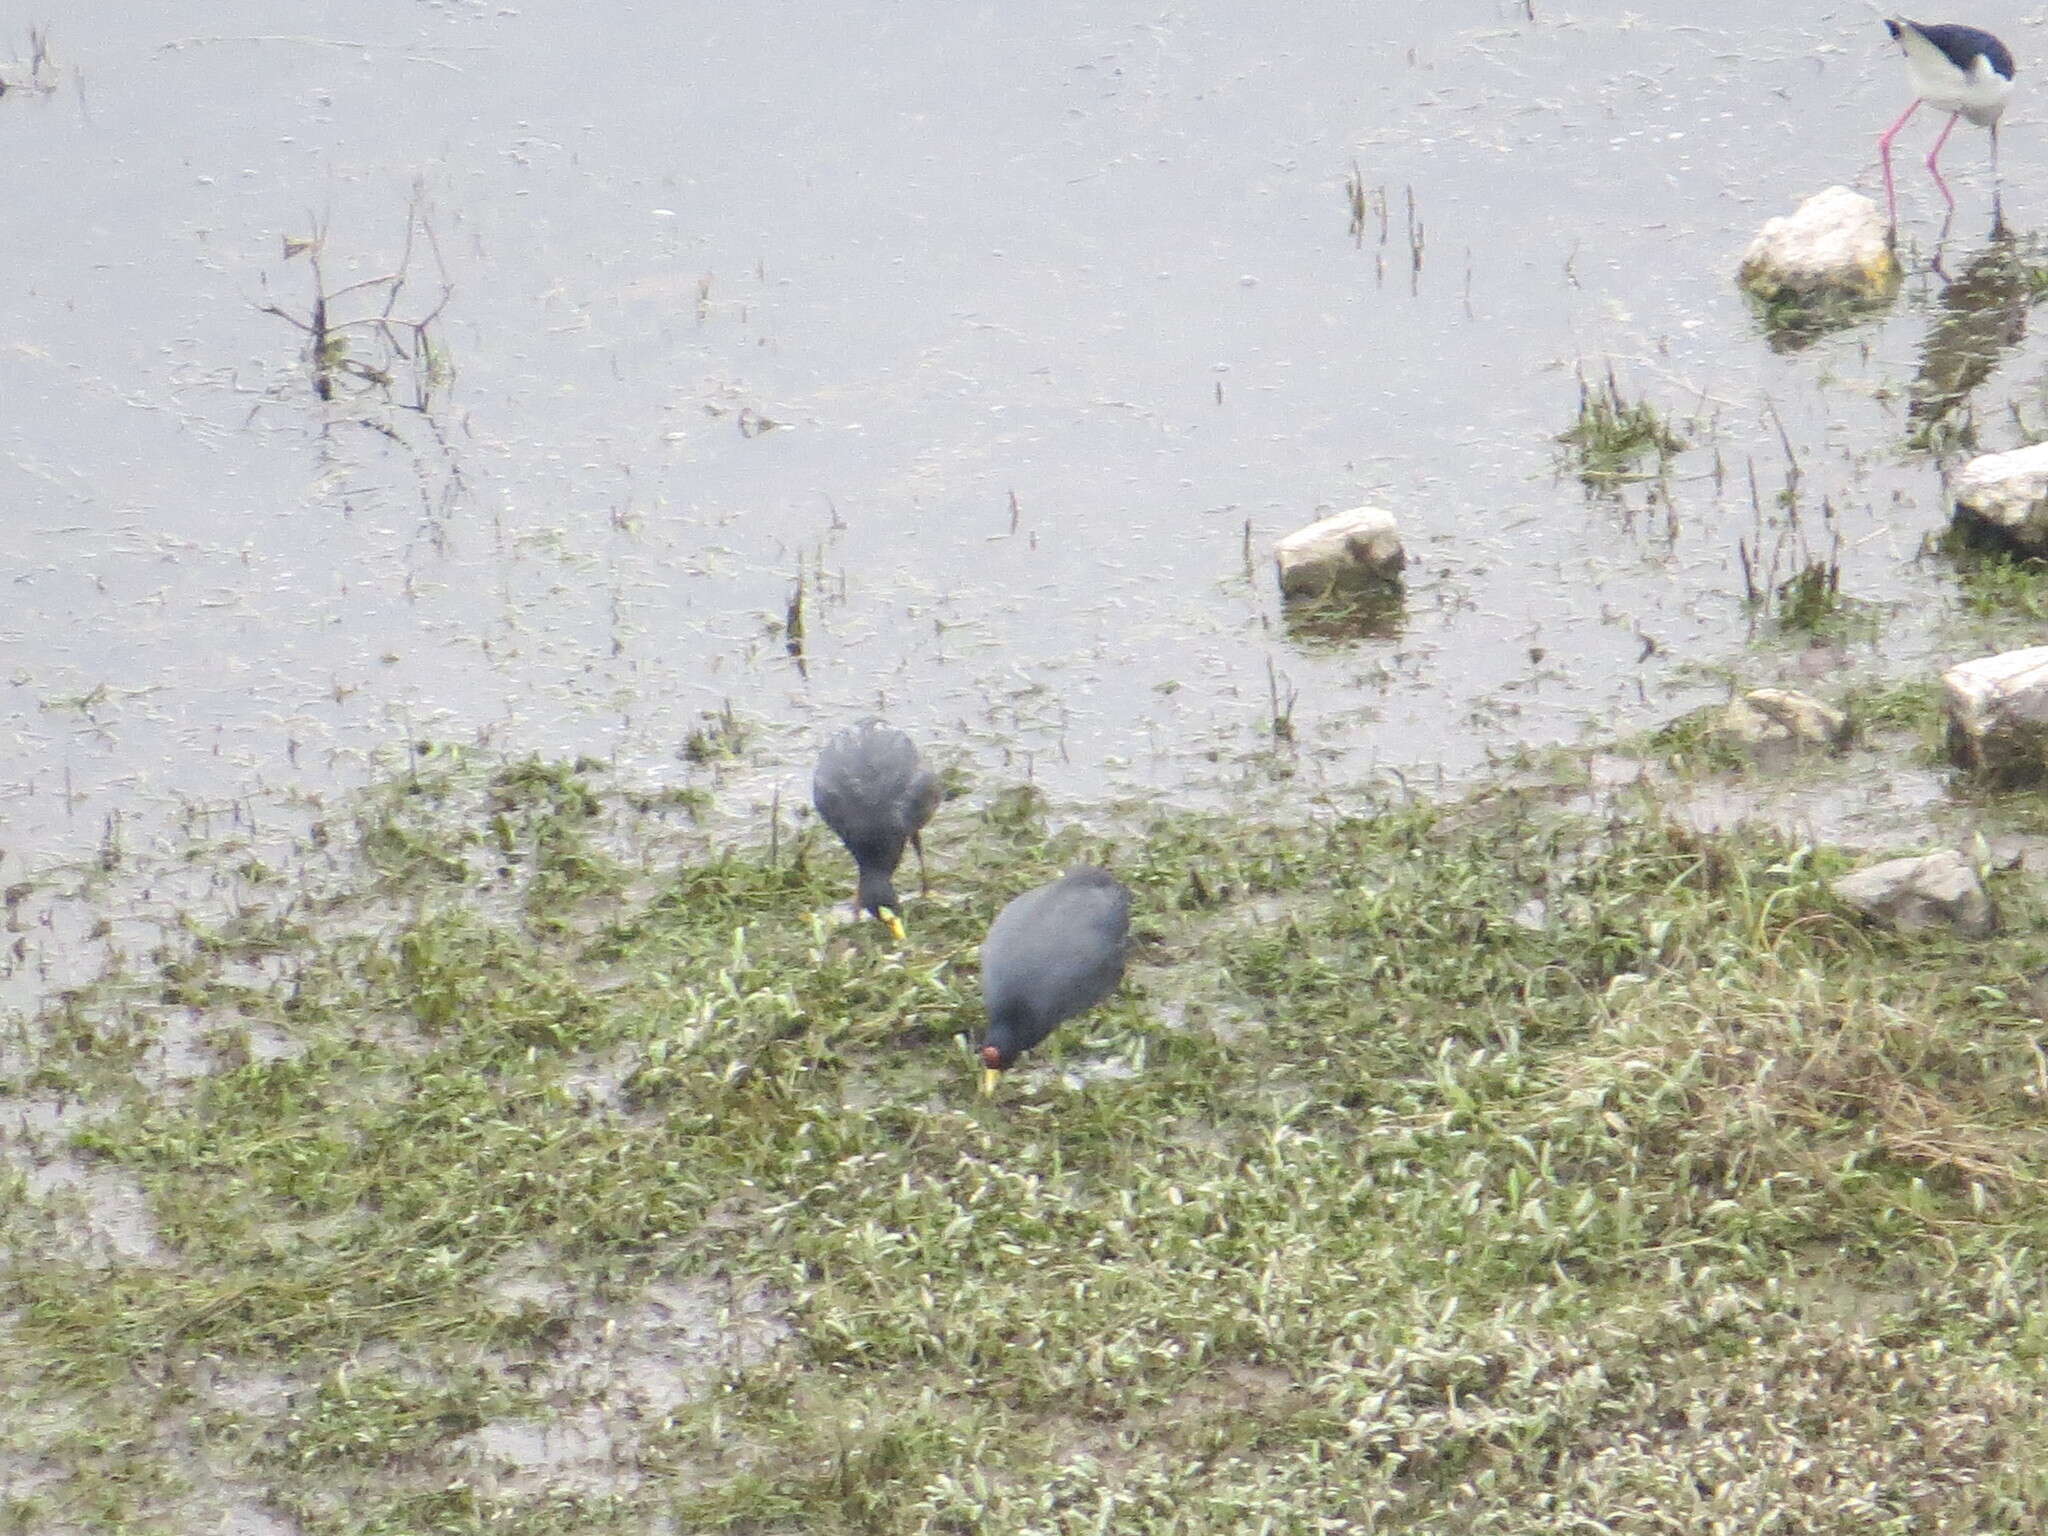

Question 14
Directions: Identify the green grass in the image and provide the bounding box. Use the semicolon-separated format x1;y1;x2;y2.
1640;701;1756;774
1766;558;1887;643
1557;366;1685;487
1843;678;1945;734
1951;546;2048;625
7;753;2048;1531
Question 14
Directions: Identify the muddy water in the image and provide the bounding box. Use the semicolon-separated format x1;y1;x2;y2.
0;3;2037;891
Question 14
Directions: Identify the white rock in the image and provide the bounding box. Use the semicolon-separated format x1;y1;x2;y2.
1274;506;1404;599
1951;442;2048;553
1736;186;1900;304
1716;688;1851;755
1831;850;1997;939
1943;646;2048;782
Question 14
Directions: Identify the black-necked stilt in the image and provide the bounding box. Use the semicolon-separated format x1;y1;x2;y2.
1878;17;2016;225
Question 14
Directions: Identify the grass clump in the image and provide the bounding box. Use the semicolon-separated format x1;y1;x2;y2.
1771;556;1845;634
681;700;753;764
1843;677;1945;733
1557;364;1685;487
1952;547;2048;624
6;754;2048;1531
1642;702;1757;775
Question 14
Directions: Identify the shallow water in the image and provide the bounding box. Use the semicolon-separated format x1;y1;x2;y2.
0;1;2039;887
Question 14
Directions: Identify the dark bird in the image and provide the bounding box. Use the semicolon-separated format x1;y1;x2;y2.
978;867;1132;1096
1879;17;2015;225
812;719;942;942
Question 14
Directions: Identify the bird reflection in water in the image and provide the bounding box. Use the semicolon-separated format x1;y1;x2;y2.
1909;216;2030;448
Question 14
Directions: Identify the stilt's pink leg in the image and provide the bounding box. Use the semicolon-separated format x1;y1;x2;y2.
1877;98;1921;226
1924;111;1961;210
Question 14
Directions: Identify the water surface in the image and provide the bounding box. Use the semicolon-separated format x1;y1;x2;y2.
1;1;2038;886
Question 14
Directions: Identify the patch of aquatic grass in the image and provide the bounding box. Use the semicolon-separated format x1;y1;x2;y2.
1746;283;1891;354
1844;677;1945;733
273;1363;518;1469
1557;364;1685;487
489;756;629;921
1840;677;1950;767
10;756;2048;1530
1766;556;1880;641
1639;701;1754;774
680;699;753;764
1951;545;2048;623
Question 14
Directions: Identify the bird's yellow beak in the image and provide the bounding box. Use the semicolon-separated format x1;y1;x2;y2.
879;907;906;943
980;1066;1002;1098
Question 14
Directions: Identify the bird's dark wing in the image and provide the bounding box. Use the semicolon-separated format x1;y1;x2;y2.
981;869;1132;1056
813;721;927;850
1911;21;2016;81
906;765;944;836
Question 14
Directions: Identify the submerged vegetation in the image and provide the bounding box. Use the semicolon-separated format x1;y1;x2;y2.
6;751;2048;1531
1557;365;1686;487
1951;546;2048;623
0;26;54;97
259;187;454;411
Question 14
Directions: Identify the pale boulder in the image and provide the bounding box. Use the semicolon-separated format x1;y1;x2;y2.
1943;647;2048;784
1951;442;2048;553
1715;688;1852;755
1737;186;1900;305
1274;507;1405;599
1831;851;1996;939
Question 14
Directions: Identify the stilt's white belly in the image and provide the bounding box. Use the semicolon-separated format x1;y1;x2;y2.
1901;37;2012;126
